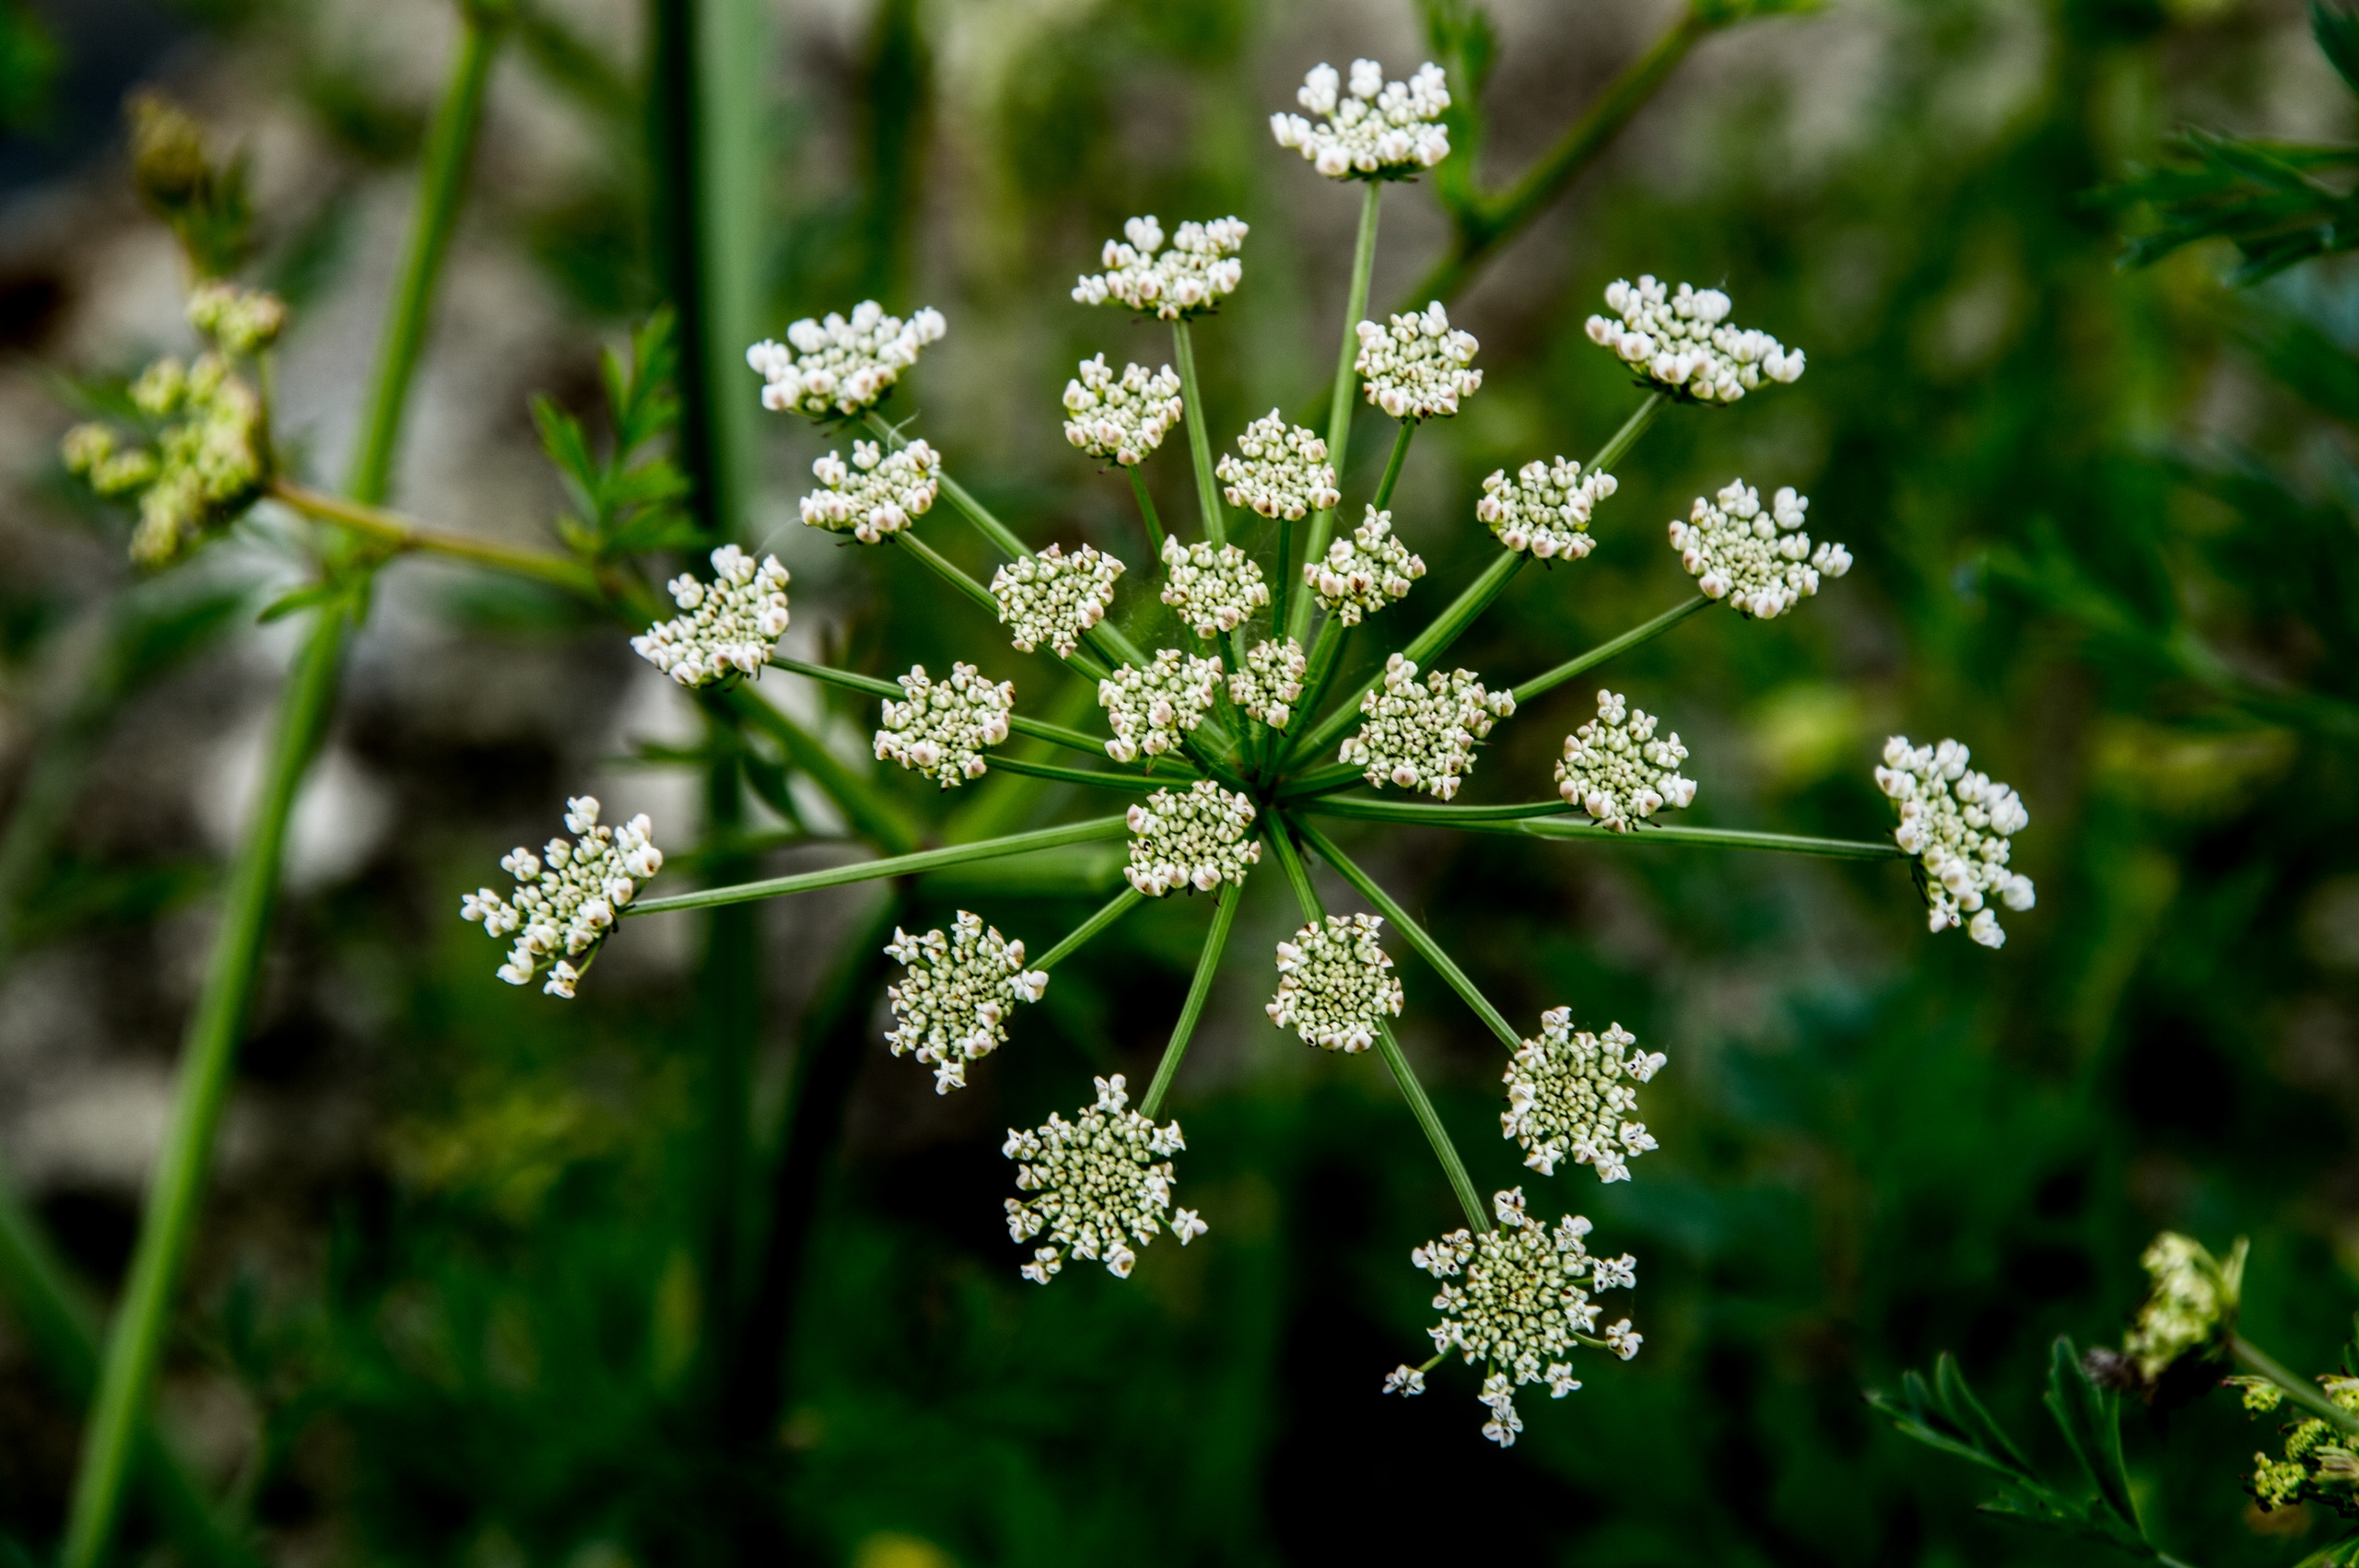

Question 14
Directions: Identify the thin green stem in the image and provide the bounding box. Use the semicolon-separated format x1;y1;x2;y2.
1036;886;1146;971
1290;179;1382;645
1282;614;1349;767
1171;320;1226;547
939;465;1033;562
625;815;1128;916
1298;797;1572;825
1294;819;1520;1052
990;755;1165;793
1371;421;1414;513
1126;463;1167;559
1511;596;1710;706
1516;819;1911;860
345;9;502;505
268;478;602;598
1586;390;1668;475
2232;1336;2359;1437
1271;514;1293;648
1276;762;1365;801
718;685;920;854
1140;878;1243;1118
763;655;1124;766
1263;809;1322;914
64;598;352;1568
891;529;1003;615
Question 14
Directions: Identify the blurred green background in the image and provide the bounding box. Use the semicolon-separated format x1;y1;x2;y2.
4;0;2359;1562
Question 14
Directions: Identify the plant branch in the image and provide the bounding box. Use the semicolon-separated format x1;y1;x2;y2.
1297;797;1573;825
1171;320;1226;547
2233;1335;2359;1437
1517;818;1912;860
1371;420;1414;513
716;685;921;854
1126;463;1166;558
990;755;1167;793
625;816;1129;916
1511;595;1710;705
267;479;603;597
1036;886;1146;971
1139;878;1242;1117
1290;179;1383;645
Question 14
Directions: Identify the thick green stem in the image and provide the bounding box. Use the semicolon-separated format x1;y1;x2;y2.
268;479;602;597
627;816;1129;916
1517;819;1911;860
1036;886;1146;971
1371;421;1414;513
63;599;351;1568
1126;464;1167;559
345;9;502;505
1171;321;1226;547
1512;596;1710;705
1294;820;1520;1052
2232;1336;2359;1437
1290;179;1383;645
1140;879;1243;1118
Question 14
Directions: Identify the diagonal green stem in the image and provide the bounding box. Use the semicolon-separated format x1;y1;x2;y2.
1299;797;1572;825
1126;463;1167;559
1140;878;1243;1118
719;685;920;853
1277;762;1366;800
764;654;1124;766
1171;320;1226;547
1513;596;1709;705
2232;1336;2359;1438
1517;819;1911;860
1293;819;1520;1051
625;816;1129;916
1281;614;1350;767
1036;886;1146;971
268;479;602;597
991;755;1166;793
1371;421;1414;513
1290;179;1383;645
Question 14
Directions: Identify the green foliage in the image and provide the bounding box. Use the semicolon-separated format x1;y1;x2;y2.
0;0;58;132
532;310;699;561
125;92;255;280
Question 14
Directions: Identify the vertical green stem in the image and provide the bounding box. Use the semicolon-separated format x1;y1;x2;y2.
1271;514;1293;649
1281;614;1348;768
1125;463;1166;559
1289;179;1382;645
1171;320;1225;547
1371;421;1414;513
63;599;352;1568
1139;879;1243;1118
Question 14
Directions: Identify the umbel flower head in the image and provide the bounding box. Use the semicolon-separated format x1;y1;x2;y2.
1414;1188;1639;1447
1270;57;1451;180
1159;537;1271;638
1555;690;1696;830
1356;302;1482;422
1098;649;1223;764
1502;1010;1665;1182
1003;1073;1202;1283
1073;216;1249;321
1230;637;1308;730
747;300;945;419
1127;780;1261;896
2115;1232;2248;1384
460;797;663;999
184;280;286;357
2235;1372;2359;1515
991;543;1125;658
1874;737;2035;947
800;439;942;543
1307;507;1426;625
1478;457;1616;560
1585;275;1804;403
1062;356;1183;465
1218;410;1341;521
1670;479;1850;617
874;662;1015;788
885;911;1049;1094
1267;912;1402;1053
1338;654;1516;801
631;544;791;687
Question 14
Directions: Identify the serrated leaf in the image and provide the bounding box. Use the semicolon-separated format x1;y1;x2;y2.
531;396;600;518
2043;1337;2141;1537
1938;1352;2036;1474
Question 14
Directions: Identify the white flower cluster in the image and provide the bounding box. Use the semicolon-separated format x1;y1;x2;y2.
1217;411;1340;521
1098;649;1224;764
1478;458;1617;560
1306;507;1425;625
1229;638;1307;730
1339;654;1516;801
1355;302;1482;421
1669;480;1850;618
884;911;1049;1094
1159;537;1271;638
1267;913;1402;1054
1501;1010;1666;1182
630;545;792;687
460;798;663;1000
991;544;1125;658
1126;781;1261;896
1555;690;1696;831
1062;356;1183;466
748;301;946;419
2124;1233;2241;1383
1269;58;1451;179
1584;276;1804;403
1072;216;1249;321
800;439;942;543
1414;1188;1638;1447
1874;736;2035;948
874;662;1015;787
1004;1073;1203;1282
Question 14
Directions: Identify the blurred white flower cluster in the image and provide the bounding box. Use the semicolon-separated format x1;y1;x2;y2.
1267;912;1402;1053
1072;216;1249;321
991;543;1125;657
1669;479;1850;617
885;911;1049;1094
65;345;268;569
1307;507;1426;625
1159;537;1271;638
1229;637;1308;730
1501;1011;1665;1182
1098;649;1223;764
1875;736;2035;947
185;280;287;357
1356;302;1482;421
1062;356;1183;466
1218;411;1341;521
1584;276;1803;403
1126;781;1262;896
2122;1232;2243;1382
1555;690;1696;831
1004;1074;1203;1283
460;798;663;999
631;545;791;686
1339;654;1515;801
1270;57;1451;179
1478;457;1616;560
874;662;1015;787
800;439;941;543
748;300;945;419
